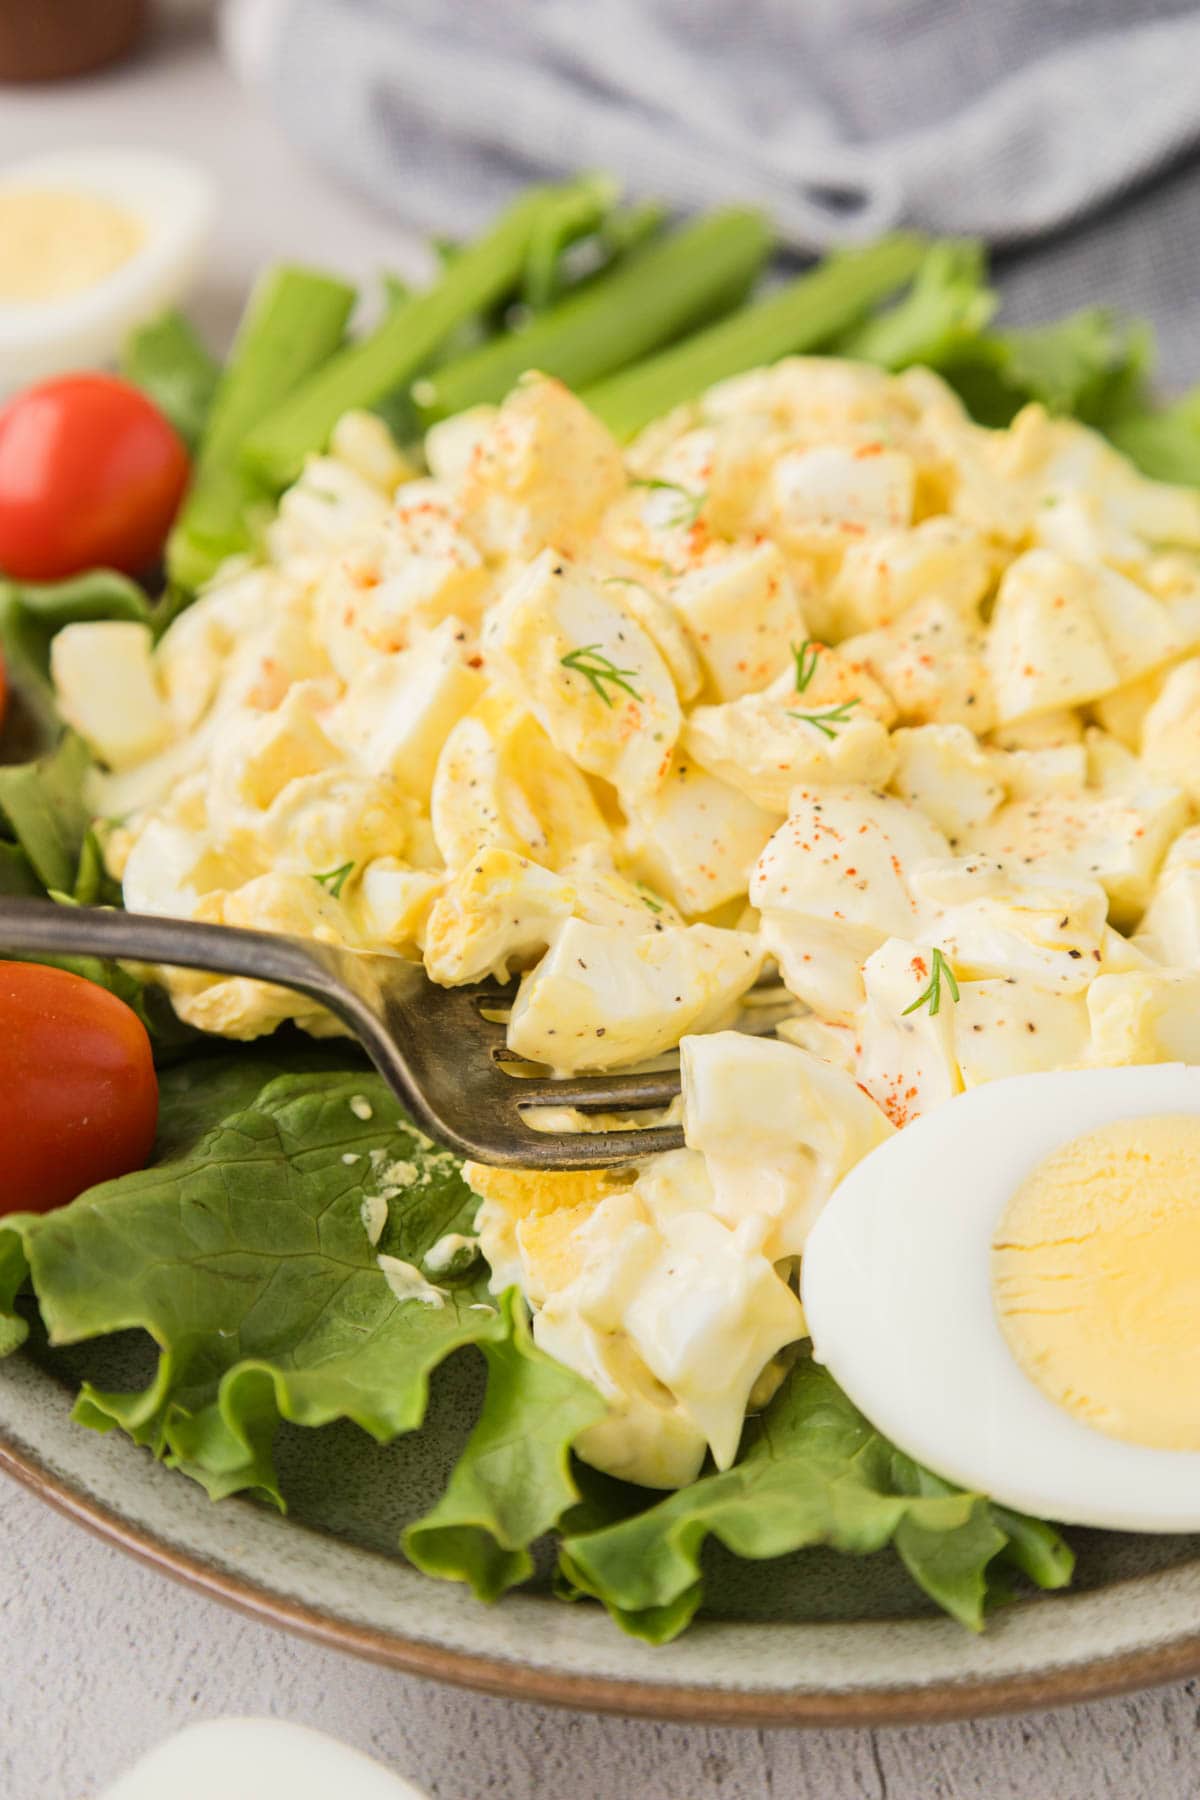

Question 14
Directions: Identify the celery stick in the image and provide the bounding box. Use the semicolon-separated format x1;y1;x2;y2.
241;182;593;491
166;265;355;588
187;266;355;478
600;198;668;260
583;234;928;439
522;172;619;310
834;240;994;371
413;207;770;426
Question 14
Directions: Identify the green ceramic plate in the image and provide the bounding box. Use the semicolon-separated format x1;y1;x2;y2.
3;1315;1200;1723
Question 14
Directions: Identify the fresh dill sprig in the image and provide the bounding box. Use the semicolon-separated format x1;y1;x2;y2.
630;476;707;529
902;947;960;1018
312;861;356;899
787;698;860;740
790;638;822;694
560;643;644;707
636;883;666;914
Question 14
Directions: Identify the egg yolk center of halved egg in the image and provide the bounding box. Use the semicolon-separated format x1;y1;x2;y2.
992;1113;1200;1452
0;188;144;303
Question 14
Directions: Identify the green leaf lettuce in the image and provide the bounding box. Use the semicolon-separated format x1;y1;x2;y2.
0;1048;1075;1634
404;1293;607;1601
559;1351;1074;1643
0;1056;515;1504
121;309;221;453
839;246;1157;444
1107;386;1200;485
0;731;93;894
834;239;996;372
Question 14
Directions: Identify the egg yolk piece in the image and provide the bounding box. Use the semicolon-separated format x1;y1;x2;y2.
0;188;144;302
992;1114;1200;1451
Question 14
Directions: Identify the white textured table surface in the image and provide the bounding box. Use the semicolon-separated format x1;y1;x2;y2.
5;1473;1200;1800
4;18;1200;1799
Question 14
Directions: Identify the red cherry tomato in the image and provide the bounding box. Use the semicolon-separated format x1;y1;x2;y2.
0;962;158;1214
0;373;189;581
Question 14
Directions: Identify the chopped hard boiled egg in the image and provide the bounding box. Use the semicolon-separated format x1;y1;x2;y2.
51;620;170;770
685;684;895;813
855;937;962;1126
681;1031;893;1255
913;857;1108;994
423;847;674;985
752;786;948;1018
767;442;915;556
888;724;1003;840
621;1208;803;1470
327;618;485;802
986;551;1122;723
825;516;992;637
666;540;804;700
430;695;610;875
952;976;1091;1088
483;549;681;807
456;373;625;561
841;597;995;731
506;917;762;1071
1087;968;1200;1066
1134;827;1200;966
1141;658;1200;805
620;753;781;915
468;1151;801;1487
963;771;1186;929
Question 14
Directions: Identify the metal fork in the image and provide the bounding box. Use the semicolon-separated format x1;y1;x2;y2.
0;897;722;1168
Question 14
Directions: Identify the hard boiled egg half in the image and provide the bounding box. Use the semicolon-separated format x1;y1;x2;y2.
802;1064;1200;1531
0;148;216;393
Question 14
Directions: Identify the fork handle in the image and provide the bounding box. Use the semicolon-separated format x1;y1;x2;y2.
0;899;481;1152
0;897;344;1000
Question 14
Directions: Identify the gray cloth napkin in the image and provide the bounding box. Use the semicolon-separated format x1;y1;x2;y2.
225;0;1200;381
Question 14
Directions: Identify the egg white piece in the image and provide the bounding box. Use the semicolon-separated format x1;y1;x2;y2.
0;148;216;391
801;1064;1200;1532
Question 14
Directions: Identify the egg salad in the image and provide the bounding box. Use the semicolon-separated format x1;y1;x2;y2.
50;356;1200;1495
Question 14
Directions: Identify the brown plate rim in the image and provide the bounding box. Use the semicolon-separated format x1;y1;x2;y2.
5;1429;1200;1727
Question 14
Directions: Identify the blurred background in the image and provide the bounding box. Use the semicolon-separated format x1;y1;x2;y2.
0;0;422;347
4;0;1200;376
